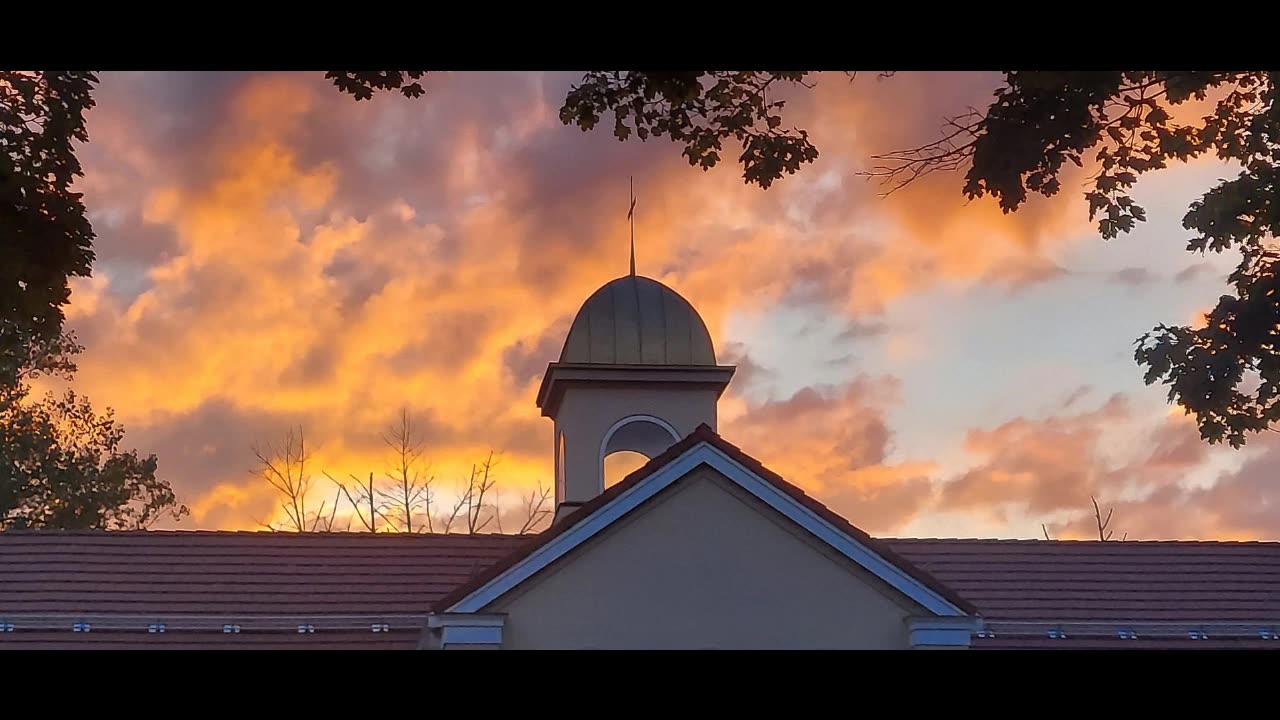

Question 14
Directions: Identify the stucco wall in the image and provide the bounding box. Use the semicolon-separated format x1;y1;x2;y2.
489;467;922;649
555;385;720;504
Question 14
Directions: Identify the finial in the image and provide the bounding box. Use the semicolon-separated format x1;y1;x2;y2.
628;175;636;277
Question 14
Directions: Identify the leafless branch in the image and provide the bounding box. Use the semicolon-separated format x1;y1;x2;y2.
1092;495;1119;541
376;408;434;533
467;451;500;534
858;109;985;196
326;471;380;533
252;426;314;532
520;480;553;535
440;487;467;534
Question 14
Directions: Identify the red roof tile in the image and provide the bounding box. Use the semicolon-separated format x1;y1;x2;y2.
4;432;1280;649
0;531;524;649
884;538;1280;623
4;531;1279;649
0;630;425;650
885;538;1280;648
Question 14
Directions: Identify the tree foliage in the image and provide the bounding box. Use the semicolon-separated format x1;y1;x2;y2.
325;71;428;101
0;71;97;389
0;71;188;530
0;334;188;530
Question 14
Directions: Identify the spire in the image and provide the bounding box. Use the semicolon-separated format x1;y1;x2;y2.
628;175;637;277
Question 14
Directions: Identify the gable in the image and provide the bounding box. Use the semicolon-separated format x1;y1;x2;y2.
489;466;921;649
438;428;975;622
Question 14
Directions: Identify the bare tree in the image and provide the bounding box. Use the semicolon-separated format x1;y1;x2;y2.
466;451;499;534
253;426;332;532
286;407;554;536
325;471;388;533
376;408;435;533
438;451;501;534
1039;497;1128;541
518;480;553;535
1092;496;1127;542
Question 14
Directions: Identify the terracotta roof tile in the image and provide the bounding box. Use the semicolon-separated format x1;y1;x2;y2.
5;438;1280;649
883;538;1280;624
0;531;524;648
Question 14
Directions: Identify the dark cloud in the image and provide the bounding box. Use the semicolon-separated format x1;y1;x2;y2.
382;309;496;377
984;258;1070;290
86;71;260;191
1060;385;1093;410
1174;261;1216;284
836;318;890;341
337;406;461;459
718;341;777;399
322;251;393;314
1109;266;1157;287
280;343;340;387
126;400;304;500
91;211;181;268
501;314;572;387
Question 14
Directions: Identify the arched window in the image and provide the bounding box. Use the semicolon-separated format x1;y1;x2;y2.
555;430;566;500
599;415;680;488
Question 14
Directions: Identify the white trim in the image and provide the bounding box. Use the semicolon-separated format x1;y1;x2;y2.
702;445;968;617
554;428;565;502
597;415;681;485
427;614;505;629
428;614;505;648
908;617;982;648
446;442;971;618
440;626;502;645
448;443;710;613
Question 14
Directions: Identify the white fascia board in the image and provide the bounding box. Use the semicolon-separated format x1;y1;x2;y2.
702;444;969;617
428;613;506;648
908;617;984;648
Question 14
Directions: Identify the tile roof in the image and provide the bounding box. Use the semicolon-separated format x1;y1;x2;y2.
0;530;524;649
4;531;1279;649
3;428;1279;650
886;538;1280;649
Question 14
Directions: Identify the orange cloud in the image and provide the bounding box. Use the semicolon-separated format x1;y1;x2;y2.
934;390;1280;540
720;377;939;533
61;70;1250;536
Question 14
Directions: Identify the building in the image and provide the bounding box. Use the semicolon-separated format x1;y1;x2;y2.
3;272;1279;650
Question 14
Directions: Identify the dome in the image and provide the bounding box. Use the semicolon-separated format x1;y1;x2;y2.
558;275;716;366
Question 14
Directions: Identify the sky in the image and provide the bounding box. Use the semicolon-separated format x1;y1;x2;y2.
52;70;1280;540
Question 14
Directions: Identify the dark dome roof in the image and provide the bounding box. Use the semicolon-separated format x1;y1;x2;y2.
558;275;716;366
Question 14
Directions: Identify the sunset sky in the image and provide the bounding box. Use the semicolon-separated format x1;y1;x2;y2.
54;70;1279;540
